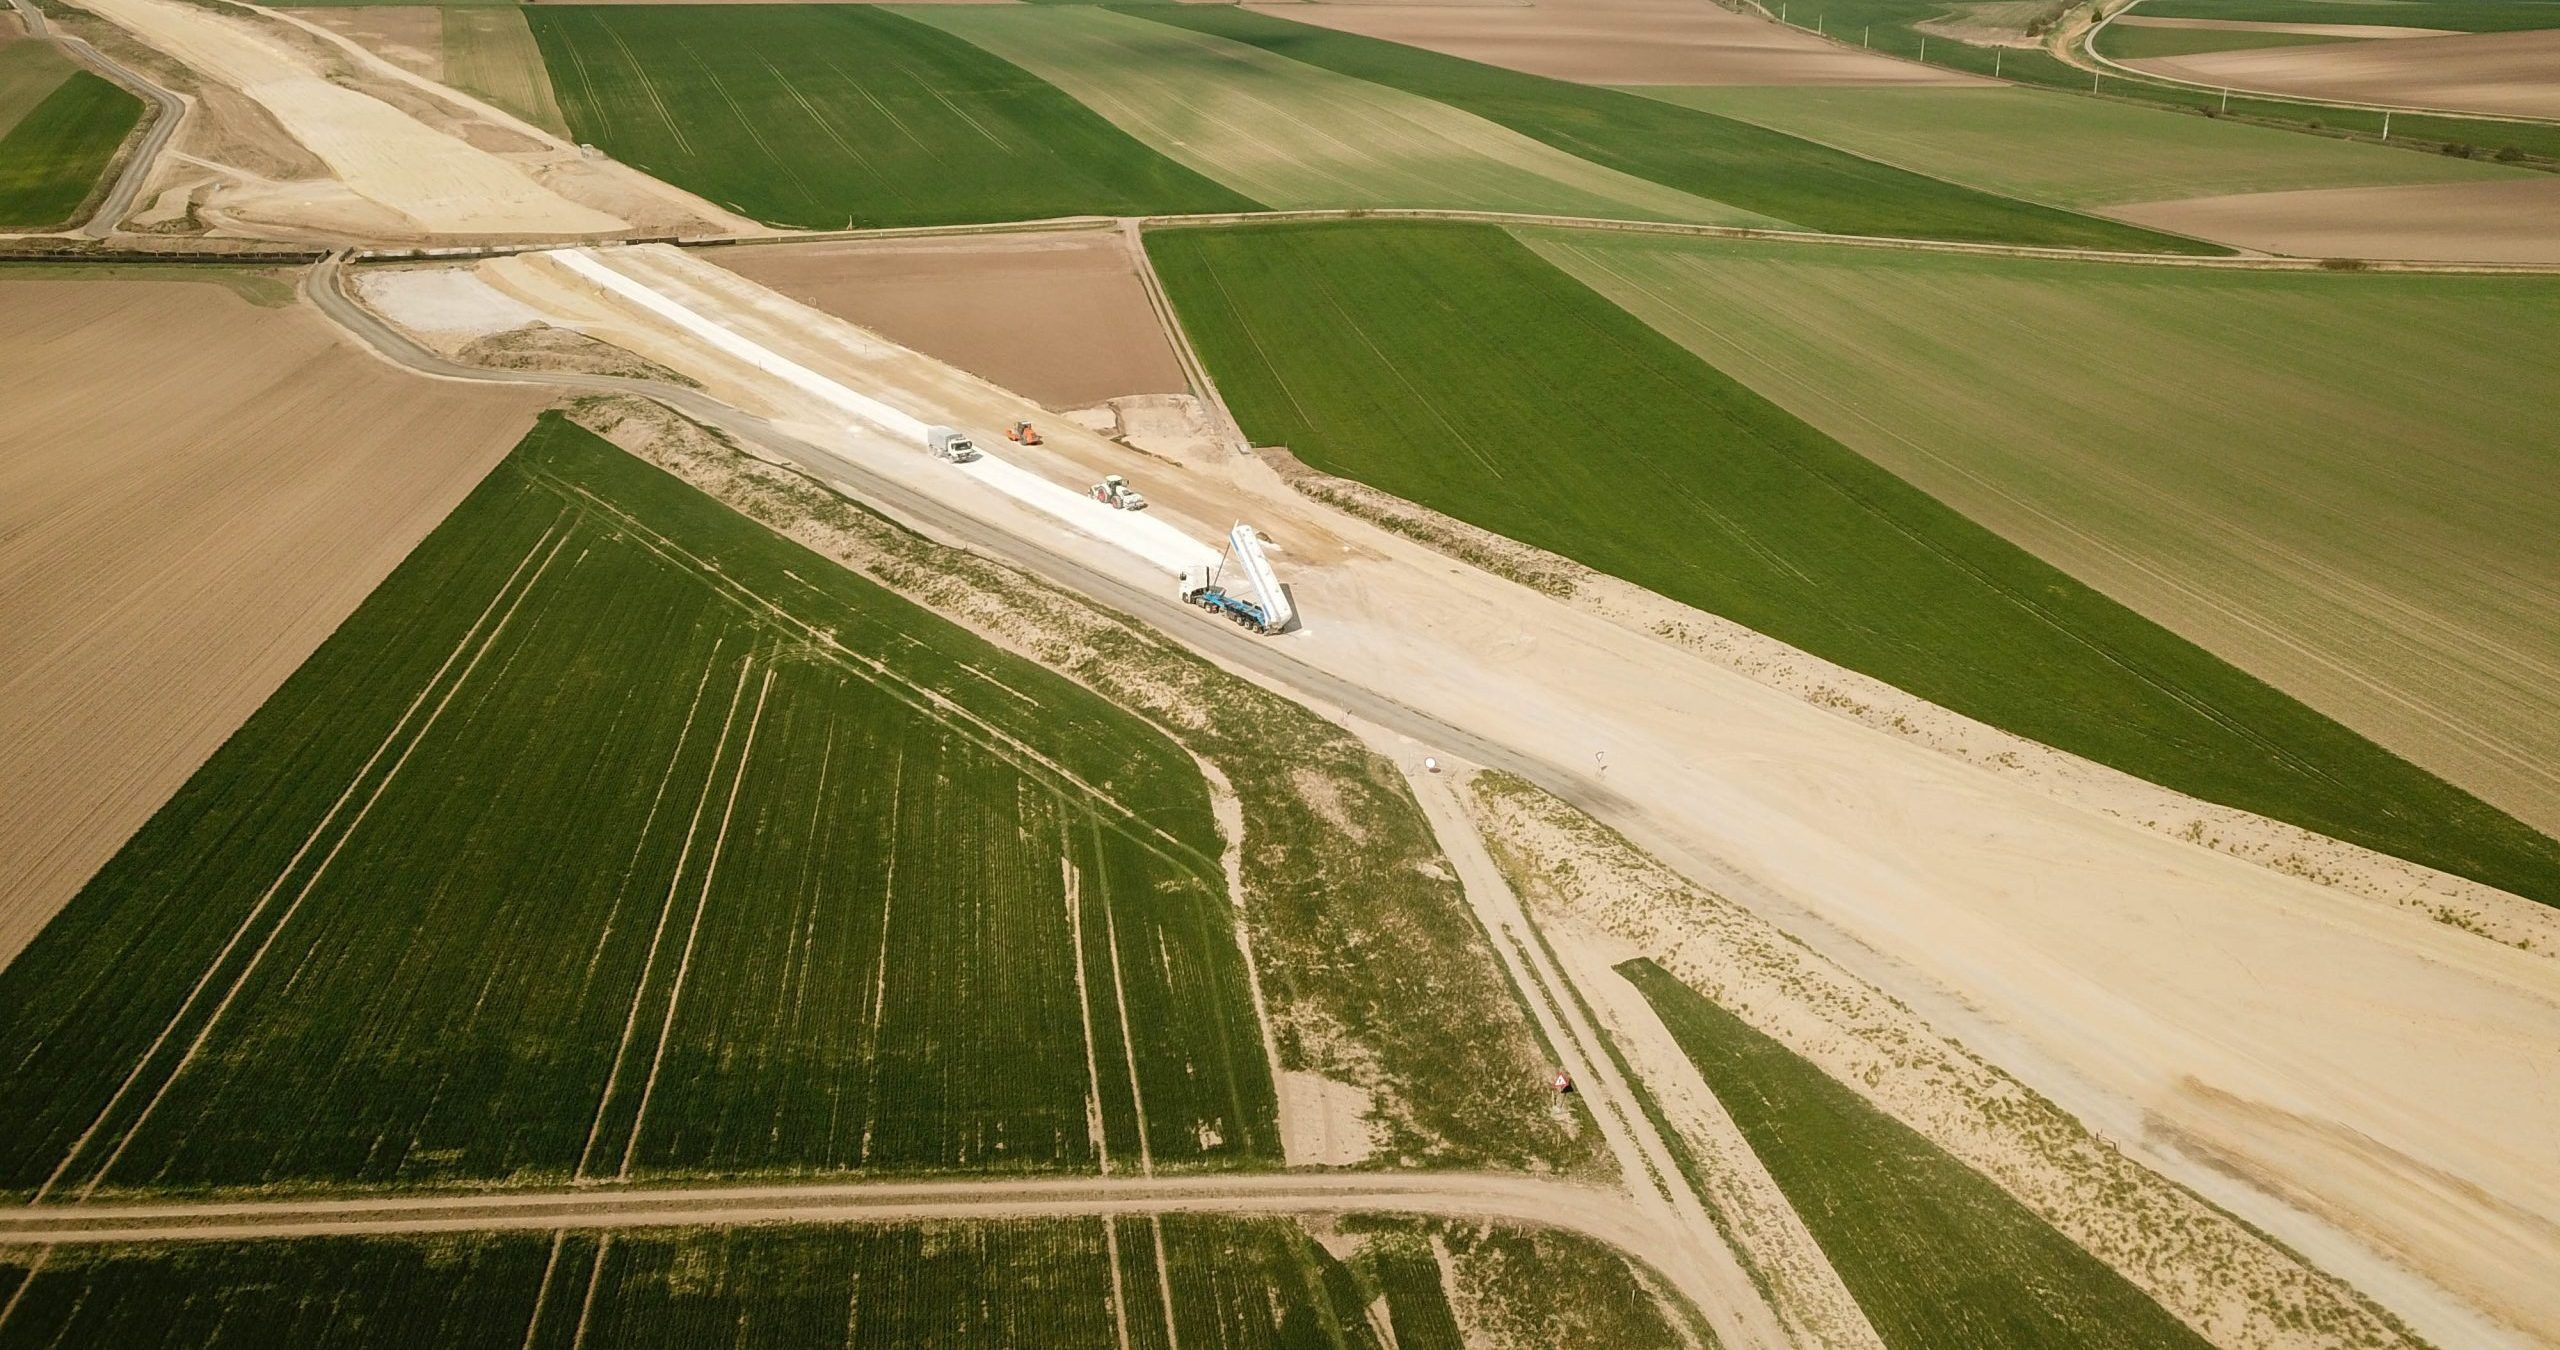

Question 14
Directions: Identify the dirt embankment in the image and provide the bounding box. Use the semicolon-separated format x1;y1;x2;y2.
0;274;544;967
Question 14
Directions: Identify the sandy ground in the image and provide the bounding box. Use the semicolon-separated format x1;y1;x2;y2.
403;244;2560;1344
1245;0;1992;86
282;4;440;81
2128;27;2560;119
0;276;543;968
2107;175;2560;263
2112;16;2460;40
709;231;1191;411
71;0;622;235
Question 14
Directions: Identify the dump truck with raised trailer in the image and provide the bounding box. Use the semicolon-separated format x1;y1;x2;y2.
927;425;981;463
1179;523;1293;635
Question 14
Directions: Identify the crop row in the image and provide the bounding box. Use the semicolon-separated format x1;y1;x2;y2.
0;417;1274;1196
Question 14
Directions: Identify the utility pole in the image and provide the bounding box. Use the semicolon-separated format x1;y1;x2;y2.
2221;86;2230;112
2382;109;2392;139
1919;34;1927;60
1817;14;1824;35
2093;68;2102;92
1863;23;1870;45
1994;47;2003;76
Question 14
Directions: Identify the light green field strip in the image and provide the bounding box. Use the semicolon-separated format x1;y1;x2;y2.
902;5;1779;226
442;6;567;138
1522;228;2560;836
0;40;79;138
1631;84;2524;207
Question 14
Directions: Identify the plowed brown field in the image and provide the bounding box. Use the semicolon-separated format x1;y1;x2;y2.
2128;27;2560;120
1245;0;1987;86
0;274;543;966
710;230;1189;410
2106;175;2560;263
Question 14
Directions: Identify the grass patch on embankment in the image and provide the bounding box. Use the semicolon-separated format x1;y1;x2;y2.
523;5;1256;229
1634;84;2520;207
1119;3;2218;251
0;414;1274;1198
1617;958;2210;1349
0;1217;1510;1349
1147;220;2560;907
0;70;141;228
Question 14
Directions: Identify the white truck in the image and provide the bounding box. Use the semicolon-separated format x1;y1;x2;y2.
926;425;981;463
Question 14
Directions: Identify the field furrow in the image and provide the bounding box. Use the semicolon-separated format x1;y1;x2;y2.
0;416;1275;1196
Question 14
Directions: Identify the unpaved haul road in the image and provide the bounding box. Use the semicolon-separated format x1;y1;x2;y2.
0;1173;1655;1251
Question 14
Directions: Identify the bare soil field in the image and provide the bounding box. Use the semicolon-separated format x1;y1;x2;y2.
2128;26;2560;119
1242;0;1990;86
0;273;544;968
709;230;1189;411
2107;174;2560;262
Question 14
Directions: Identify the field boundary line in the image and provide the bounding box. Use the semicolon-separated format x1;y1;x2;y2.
81;524;582;1197
1066;854;1112;1176
30;516;575;1204
582;641;729;986
619;661;779;1178
1103;1216;1135;1350
1151;1215;1182;1350
525;468;1219;879
519;1229;567;1350
1093;825;1156;1176
577;655;758;1182
567;1233;610;1350
854;747;904;1166
0;1245;43;1335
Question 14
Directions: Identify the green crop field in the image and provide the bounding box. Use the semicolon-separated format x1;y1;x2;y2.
0;71;141;229
1524;228;2560;848
1636;84;2521;207
1120;3;2219;251
0;41;80;136
0;1217;1671;1348
1148;220;2560;906
522;5;1256;229
2127;0;2560;31
2096;24;2373;57
905;6;1765;225
1616;960;2208;1349
0;415;1274;1198
443;7;569;138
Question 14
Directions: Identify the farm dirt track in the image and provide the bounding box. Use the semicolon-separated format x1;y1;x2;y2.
0;275;543;967
709;230;1189;411
2127;26;2560;119
1247;0;1992;86
362;243;2560;1345
2107;175;2560;264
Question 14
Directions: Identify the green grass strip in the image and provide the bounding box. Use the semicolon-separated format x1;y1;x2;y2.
0;71;141;229
1117;3;2220;252
1617;958;2210;1349
1147;219;2560;906
524;4;1257;229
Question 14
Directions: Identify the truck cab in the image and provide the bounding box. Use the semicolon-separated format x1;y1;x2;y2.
926;425;980;463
